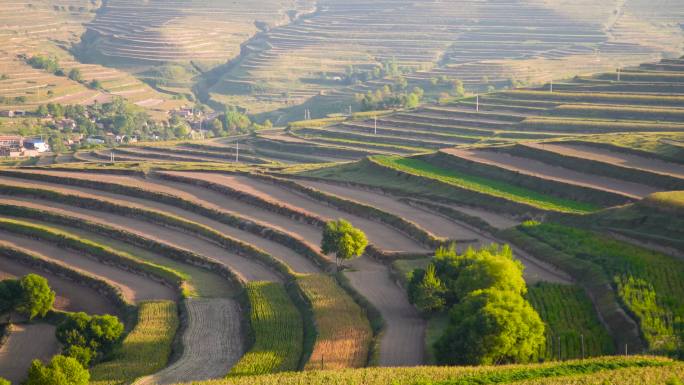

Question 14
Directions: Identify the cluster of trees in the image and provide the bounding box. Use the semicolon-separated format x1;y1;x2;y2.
321;219;368;268
56;312;125;367
25;355;89;385
342;58;409;85
408;244;545;365
25;55;101;91
0;274;55;319
355;82;424;111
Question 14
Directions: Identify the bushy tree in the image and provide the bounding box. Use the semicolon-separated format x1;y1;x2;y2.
321;219;368;267
68;69;82;82
16;274;55;319
56;312;124;365
26;355;89;385
409;263;446;314
435;288;545;365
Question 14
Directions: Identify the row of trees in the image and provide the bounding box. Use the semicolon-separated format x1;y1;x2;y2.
25;56;101;91
408;244;545;365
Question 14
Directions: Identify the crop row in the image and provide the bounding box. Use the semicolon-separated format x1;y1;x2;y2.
229;282;303;376
90;301;179;385
527;282;614;360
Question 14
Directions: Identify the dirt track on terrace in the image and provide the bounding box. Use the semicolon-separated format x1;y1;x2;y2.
0;323;59;383
135;298;244;385
436;202;520;229
346;256;425;366
0;231;176;303
0;253;117;315
441;148;658;199
3;171;318;274
183;173;428;253
524;143;684;180
0;193;280;283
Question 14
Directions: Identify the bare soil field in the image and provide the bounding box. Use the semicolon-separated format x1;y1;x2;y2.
296;180;482;241
441;148;659;199
187;174;428;253
525;142;684;179
430;202;520;229
345;256;425;366
0;192;281;283
135;298;244;385
0;253;117;315
0;230;176;303
0;323;59;383
4;171;319;274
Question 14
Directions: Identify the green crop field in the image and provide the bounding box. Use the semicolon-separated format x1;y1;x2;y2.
90;301;179;385
520;222;684;354
372;156;597;213
528;282;614;360
229;282;303;376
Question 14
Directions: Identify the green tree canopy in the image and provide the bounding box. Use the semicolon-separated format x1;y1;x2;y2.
25;355;89;385
16;274;55;320
0;377;10;385
57;312;124;366
409;263;446;314
321;219;368;267
435;288;545;365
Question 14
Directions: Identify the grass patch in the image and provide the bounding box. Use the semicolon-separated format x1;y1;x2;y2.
90;301;179;385
229;281;303;376
373;155;597;213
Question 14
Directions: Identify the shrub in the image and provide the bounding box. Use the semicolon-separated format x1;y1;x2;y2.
26;355;89;385
56;312;125;366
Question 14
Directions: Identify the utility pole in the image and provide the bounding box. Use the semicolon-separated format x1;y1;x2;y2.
374;116;377;135
235;140;239;163
110;151;114;163
348;105;352;116
550;79;553;93
617;67;621;82
476;94;479;112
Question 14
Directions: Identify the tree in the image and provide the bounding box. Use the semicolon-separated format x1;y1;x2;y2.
57;312;124;365
435;288;545;365
16;274;55;319
0;377;10;385
409;263;446;315
37;104;49;117
68;69;82;82
452;79;465;97
25;355;89;385
321;219;368;267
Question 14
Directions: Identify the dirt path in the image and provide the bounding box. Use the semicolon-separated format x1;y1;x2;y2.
0;231;176;303
345;256;425;366
297;180;482;241
524;142;684;180
0;193;280;283
0;323;59;383
0;253;117;315
4;171;319;274
433;202;520;229
135;298;244;385
441;148;658;199
183;173;428;253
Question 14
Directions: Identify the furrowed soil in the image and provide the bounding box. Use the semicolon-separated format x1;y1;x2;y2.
0;230;176;303
170;173;428;253
0;252;117;314
440;148;658;199
0;323;58;383
524;142;684;179
135;298;244;385
2;171;318;274
0;178;283;282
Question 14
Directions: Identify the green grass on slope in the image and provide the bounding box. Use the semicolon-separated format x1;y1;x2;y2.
229;281;303;376
373;156;597;213
190;356;674;385
90;301;178;385
528;282;614;360
520;222;684;355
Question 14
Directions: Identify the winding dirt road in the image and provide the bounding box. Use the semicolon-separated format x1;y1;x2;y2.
0;323;58;383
